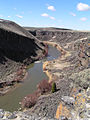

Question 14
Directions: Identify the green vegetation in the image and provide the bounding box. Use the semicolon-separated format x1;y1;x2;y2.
51;82;57;93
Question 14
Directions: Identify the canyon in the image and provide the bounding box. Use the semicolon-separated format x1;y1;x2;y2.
0;19;90;120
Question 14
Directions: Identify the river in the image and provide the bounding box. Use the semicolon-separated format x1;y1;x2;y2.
0;45;60;112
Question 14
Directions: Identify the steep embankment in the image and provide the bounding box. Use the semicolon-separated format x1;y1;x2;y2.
0;20;45;94
25;28;90;120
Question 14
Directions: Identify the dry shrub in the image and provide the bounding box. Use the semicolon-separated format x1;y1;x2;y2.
21;79;51;108
21;91;38;108
37;79;51;94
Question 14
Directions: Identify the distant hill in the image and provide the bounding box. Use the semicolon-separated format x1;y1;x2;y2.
24;27;72;31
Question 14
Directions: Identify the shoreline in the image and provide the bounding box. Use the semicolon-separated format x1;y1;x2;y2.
0;44;48;96
43;41;68;83
0;65;27;96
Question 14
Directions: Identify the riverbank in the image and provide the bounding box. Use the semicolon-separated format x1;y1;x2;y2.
43;41;68;83
0;65;27;96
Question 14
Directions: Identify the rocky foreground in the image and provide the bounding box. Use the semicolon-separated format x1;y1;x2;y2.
0;109;57;120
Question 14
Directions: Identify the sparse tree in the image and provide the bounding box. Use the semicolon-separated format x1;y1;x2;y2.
52;82;57;93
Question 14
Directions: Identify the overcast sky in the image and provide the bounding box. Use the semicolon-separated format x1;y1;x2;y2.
0;0;90;30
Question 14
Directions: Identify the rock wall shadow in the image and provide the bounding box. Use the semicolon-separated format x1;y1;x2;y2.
0;28;42;63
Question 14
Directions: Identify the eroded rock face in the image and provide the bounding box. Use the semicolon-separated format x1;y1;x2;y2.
0;20;45;62
0;19;45;86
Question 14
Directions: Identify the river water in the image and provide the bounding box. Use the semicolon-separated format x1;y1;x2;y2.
0;45;60;112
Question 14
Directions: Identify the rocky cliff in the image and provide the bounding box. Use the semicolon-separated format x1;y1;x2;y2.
0;20;45;90
0;20;45;62
25;27;89;45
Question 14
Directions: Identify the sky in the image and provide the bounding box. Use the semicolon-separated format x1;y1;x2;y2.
0;0;90;30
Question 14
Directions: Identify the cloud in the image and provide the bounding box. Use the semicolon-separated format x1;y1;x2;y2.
16;15;23;18
80;17;87;21
41;13;49;17
77;3;90;11
49;16;55;20
8;16;11;18
48;6;56;11
41;13;55;20
70;12;76;16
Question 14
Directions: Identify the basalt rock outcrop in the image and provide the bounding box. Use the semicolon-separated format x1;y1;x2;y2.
0;20;45;63
25;27;89;45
